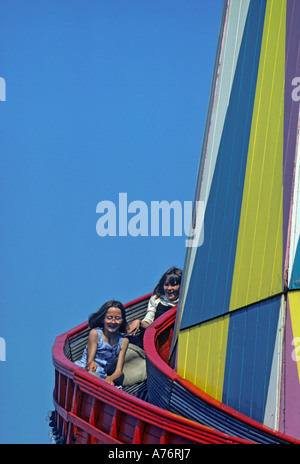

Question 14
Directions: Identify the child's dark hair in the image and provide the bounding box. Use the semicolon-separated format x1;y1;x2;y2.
88;300;128;333
153;267;182;298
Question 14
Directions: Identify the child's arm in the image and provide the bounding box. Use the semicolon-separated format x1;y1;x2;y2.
105;337;129;385
85;329;99;372
127;297;156;334
127;318;149;334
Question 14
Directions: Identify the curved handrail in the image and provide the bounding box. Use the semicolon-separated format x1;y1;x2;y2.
143;307;300;444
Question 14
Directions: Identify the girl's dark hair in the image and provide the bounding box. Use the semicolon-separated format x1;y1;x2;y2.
153;267;182;298
88;300;128;333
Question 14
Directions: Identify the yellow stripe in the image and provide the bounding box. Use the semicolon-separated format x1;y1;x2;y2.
177;314;230;401
229;0;285;312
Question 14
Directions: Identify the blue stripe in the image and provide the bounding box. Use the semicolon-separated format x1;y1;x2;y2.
180;0;267;329
223;296;281;423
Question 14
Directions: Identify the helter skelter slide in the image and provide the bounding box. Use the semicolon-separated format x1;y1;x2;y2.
50;0;300;444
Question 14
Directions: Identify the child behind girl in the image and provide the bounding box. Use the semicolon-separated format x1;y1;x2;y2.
75;300;129;386
128;267;182;337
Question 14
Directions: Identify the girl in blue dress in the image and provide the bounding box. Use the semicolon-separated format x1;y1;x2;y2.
75;300;129;386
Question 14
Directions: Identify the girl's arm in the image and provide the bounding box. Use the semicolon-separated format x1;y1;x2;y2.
127;296;156;334
140;296;157;326
85;329;98;372
127;319;149;334
105;337;129;385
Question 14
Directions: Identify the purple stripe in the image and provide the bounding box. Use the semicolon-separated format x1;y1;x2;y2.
283;0;300;286
279;296;300;439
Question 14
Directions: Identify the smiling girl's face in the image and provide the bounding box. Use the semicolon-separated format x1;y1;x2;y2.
104;306;123;334
163;277;180;301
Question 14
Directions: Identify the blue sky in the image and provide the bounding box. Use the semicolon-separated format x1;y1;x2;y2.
0;0;222;444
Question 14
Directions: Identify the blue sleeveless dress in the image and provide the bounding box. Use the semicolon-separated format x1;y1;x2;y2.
75;328;124;379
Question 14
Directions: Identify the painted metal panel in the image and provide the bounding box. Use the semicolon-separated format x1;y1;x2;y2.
223;296;282;424
194;0;251;210
180;0;267;329
287;107;300;288
263;299;285;430
168;381;289;444
284;0;300;285
290;237;300;289
179;0;251;318
287;293;300;384
171;0;300;439
229;0;285;311
280;292;300;440
144;309;297;444
178;297;284;429
177;314;229;402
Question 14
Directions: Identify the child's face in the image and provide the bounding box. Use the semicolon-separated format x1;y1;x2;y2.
104;306;123;334
163;278;180;301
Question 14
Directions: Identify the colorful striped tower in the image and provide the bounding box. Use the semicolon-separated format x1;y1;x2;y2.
174;0;300;439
